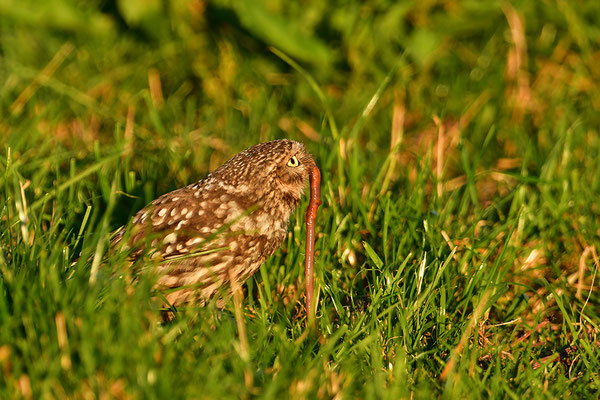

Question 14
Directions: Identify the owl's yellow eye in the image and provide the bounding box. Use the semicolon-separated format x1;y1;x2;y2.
287;155;300;167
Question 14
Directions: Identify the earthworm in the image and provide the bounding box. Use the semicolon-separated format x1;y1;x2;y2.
305;165;321;325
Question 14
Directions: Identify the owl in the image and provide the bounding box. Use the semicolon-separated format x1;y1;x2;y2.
111;139;319;309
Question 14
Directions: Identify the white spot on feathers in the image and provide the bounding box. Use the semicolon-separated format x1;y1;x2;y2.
163;233;177;244
186;237;203;247
152;217;165;226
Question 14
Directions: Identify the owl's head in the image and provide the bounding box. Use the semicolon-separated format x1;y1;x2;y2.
209;139;316;206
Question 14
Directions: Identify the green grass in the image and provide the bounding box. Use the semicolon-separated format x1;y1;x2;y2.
1;0;600;398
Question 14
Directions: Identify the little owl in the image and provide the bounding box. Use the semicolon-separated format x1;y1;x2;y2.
110;139;320;311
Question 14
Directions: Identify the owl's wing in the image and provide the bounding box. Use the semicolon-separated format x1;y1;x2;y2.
112;186;256;262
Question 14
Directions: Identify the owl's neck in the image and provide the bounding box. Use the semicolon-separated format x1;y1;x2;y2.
260;189;300;227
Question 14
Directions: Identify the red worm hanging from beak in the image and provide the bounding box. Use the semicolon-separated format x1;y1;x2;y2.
305;165;321;326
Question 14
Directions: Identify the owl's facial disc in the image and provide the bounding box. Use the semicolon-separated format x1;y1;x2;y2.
276;147;314;201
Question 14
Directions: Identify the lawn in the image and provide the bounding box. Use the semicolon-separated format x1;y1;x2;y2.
1;0;599;398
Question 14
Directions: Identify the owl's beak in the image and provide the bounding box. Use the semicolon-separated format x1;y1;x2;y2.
304;164;321;327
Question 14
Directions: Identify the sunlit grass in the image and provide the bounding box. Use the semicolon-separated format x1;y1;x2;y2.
1;0;599;398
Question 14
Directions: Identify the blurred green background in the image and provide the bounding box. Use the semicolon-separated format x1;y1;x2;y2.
1;0;600;398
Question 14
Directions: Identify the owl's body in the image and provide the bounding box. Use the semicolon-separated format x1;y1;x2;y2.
111;140;315;306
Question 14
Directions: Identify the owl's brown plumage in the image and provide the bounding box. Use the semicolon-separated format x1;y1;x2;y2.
111;139;316;307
